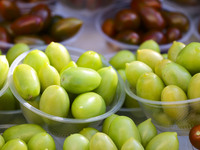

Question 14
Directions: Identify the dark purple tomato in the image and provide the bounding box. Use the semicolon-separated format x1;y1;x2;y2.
139;6;166;30
0;0;21;21
11;15;44;35
102;18;116;37
142;30;166;44
189;124;200;149
114;9;140;31
131;0;161;12
166;27;182;43
115;30;140;45
0;26;12;42
29;4;51;29
162;11;189;32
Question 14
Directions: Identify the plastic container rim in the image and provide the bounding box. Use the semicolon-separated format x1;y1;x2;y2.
9;45;126;124
125;80;200;105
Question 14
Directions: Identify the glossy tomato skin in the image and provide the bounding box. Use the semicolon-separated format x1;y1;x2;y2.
189;124;200;149
30;4;52;29
11;15;43;35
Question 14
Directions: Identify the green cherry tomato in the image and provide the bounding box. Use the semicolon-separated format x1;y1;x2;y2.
146;132;179;150
90;132;117;150
79;127;99;141
23;49;50;73
6;43;29;65
76;50;102;70
125;61;153;89
13;64;40;100
63;133;89;150
3;124;46;143
137;118;157;147
121;137;144;150
102;114;119;134
1;139;27;150
28;132;56;150
45;42;71;72
71;92;106;119
60;67;101;94
108;116;141;149
138;40;160;53
39;85;70;118
109;50;136;70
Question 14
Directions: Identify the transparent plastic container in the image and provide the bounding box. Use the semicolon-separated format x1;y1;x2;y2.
0;63;26;125
95;2;193;52
16;0;57;15
125;81;200;136
9;45;126;137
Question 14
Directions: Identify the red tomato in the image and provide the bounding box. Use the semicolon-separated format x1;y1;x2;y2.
189;124;200;149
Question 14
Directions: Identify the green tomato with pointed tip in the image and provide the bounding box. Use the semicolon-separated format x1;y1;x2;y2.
121;137;144;150
138;40;160;53
63;134;89;150
108;116;141;149
137;118;157;147
136;72;165;101
60;61;77;75
90;132;117;150
176;42;200;75
136;49;163;71
45;42;71;72
161;62;191;92
154;59;172;78
125;61;153;89
79;127;99;141
168;41;185;62
146;132;179;150
102;114;118;134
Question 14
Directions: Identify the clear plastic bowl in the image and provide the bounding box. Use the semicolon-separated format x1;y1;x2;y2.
16;0;57;15
104;52;147;125
95;2;193;52
0;62;26;125
125;81;200;136
9;45;126;137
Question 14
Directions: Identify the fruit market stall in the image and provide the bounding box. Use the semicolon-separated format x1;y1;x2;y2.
0;0;200;150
